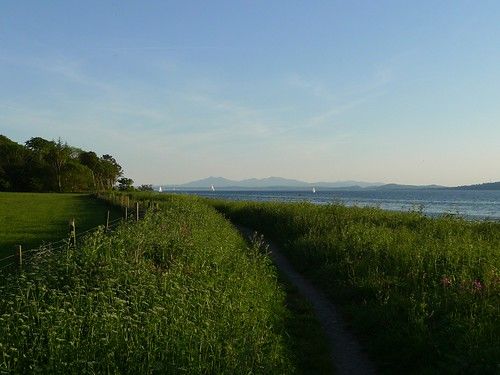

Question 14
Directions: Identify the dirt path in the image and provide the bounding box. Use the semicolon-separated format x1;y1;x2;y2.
238;226;376;375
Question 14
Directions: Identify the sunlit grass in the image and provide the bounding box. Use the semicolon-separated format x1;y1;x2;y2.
211;199;500;374
0;195;294;374
0;193;121;257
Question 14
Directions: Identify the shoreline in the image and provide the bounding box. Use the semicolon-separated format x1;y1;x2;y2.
169;190;500;222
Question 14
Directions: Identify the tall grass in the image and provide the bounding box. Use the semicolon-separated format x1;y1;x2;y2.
212;200;500;374
0;196;293;374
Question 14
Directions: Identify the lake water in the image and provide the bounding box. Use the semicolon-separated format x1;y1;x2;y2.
172;189;500;221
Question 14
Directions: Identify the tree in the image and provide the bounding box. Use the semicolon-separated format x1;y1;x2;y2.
45;139;71;192
138;184;154;191
25;137;53;153
0;165;10;190
118;177;134;191
62;161;93;192
0;135;29;191
0;134;125;193
100;154;123;190
79;151;100;190
25;137;54;191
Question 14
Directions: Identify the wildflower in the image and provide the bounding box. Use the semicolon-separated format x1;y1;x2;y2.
472;279;484;292
441;276;452;287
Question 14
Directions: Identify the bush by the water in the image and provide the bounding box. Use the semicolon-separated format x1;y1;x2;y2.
212;200;500;374
0;196;293;374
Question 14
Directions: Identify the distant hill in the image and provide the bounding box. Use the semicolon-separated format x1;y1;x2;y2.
165;176;382;190
156;177;500;191
373;183;445;190
365;182;500;191
451;181;500;190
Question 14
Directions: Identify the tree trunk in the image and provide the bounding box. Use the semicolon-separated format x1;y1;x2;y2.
57;169;62;192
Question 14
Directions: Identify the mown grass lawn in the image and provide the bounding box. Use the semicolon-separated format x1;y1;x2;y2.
0;193;121;257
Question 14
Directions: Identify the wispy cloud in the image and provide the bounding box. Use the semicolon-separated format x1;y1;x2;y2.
0;49;395;183
0;53;283;151
287;73;337;101
93;45;228;52
286;64;394;129
0;54;114;93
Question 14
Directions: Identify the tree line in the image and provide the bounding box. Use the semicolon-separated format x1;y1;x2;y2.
0;135;125;192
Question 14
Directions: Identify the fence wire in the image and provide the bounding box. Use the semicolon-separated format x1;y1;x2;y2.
0;262;14;271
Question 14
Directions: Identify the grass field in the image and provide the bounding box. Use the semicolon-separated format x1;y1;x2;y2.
0;193;336;373
109;192;334;374
211;199;500;374
0;193;121;258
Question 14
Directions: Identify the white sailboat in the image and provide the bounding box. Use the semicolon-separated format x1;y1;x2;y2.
312;187;316;193
211;184;215;192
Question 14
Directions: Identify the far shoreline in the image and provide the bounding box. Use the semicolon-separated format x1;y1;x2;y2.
169;189;500;222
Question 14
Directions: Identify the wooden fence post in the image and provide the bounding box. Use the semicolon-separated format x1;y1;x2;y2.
15;245;22;269
135;202;139;222
69;218;76;246
106;210;110;232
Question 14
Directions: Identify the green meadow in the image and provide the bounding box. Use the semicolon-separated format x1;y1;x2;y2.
2;191;498;373
0;193;333;374
0;193;121;258
211;199;500;374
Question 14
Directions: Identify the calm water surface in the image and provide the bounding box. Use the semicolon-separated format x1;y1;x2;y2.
172;189;500;221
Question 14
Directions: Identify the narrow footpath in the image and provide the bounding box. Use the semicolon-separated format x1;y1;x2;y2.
237;226;376;375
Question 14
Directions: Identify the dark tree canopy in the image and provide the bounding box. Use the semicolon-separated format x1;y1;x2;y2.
138;184;154;192
118;177;134;191
0;135;126;192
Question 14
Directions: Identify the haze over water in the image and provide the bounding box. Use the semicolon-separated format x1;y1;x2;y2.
174;189;500;221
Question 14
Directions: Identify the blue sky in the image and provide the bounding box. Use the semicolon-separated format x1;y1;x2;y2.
1;1;499;185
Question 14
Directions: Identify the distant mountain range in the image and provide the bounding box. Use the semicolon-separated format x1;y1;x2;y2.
451;181;500;190
157;177;500;191
164;176;382;190
374;183;445;190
